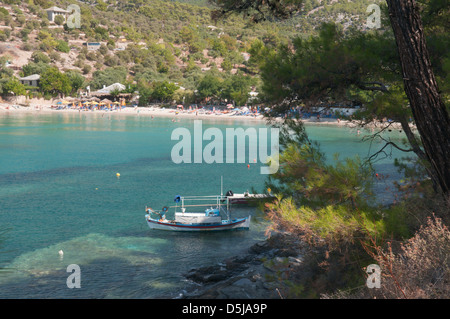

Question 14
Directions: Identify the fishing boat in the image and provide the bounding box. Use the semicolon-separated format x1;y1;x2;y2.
145;194;251;232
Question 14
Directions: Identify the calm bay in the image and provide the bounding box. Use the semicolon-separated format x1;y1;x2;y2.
0;111;404;298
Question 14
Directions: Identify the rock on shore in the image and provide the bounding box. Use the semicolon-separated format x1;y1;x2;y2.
178;233;305;299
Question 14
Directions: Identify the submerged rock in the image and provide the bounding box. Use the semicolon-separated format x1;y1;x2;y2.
180;232;306;299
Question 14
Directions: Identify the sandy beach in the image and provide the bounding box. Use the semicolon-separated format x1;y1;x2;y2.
0;101;411;132
0;102;350;125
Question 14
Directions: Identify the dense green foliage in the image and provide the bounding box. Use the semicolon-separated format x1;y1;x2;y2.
247;2;449;193
1;0;390;101
89;66;128;90
1;76;26;96
39;66;71;96
265;119;410;247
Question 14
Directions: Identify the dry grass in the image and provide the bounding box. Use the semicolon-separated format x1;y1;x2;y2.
366;214;449;298
326;213;450;299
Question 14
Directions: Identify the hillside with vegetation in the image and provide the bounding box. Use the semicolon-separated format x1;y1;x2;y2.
0;0;383;106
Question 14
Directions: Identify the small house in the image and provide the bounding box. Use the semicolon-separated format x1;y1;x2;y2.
46;6;70;23
19;74;40;87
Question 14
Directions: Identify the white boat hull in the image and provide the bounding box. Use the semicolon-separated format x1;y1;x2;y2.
145;215;251;232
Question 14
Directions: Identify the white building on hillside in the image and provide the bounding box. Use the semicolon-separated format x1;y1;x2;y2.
46;6;70;23
19;74;40;87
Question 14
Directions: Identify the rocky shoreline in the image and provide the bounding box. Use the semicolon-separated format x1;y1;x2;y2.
174;233;307;299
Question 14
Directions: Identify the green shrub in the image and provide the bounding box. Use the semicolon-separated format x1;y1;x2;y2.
56;40;70;53
54;15;64;26
31;51;50;64
265;138;411;248
0;8;9;16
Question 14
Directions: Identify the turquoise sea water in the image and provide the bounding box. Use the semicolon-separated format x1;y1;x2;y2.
0;112;405;298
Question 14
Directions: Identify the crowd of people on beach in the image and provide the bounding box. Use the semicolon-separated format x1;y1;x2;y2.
1;99;362;126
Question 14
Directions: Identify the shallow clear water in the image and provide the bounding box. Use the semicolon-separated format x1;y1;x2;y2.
0;112;405;298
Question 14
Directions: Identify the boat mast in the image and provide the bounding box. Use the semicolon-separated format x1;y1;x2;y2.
227;196;230;221
221;176;231;221
219;176;223;214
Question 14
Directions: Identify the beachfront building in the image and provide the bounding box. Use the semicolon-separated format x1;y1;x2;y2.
46;6;70;23
89;83;134;103
91;83;126;96
19;74;40;87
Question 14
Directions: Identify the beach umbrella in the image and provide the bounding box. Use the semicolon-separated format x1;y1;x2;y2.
177;105;183;108
102;99;112;107
227;105;234;109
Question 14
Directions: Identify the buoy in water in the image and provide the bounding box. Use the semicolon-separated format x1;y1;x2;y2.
247;164;250;169
116;173;120;177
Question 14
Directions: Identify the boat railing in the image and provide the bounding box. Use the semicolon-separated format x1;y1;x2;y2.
147;195;232;220
174;195;231;220
176;195;228;206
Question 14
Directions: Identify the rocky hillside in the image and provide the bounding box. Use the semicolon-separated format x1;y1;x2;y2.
0;0;384;102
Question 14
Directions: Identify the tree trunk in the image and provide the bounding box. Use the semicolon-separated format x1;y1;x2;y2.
386;0;450;200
